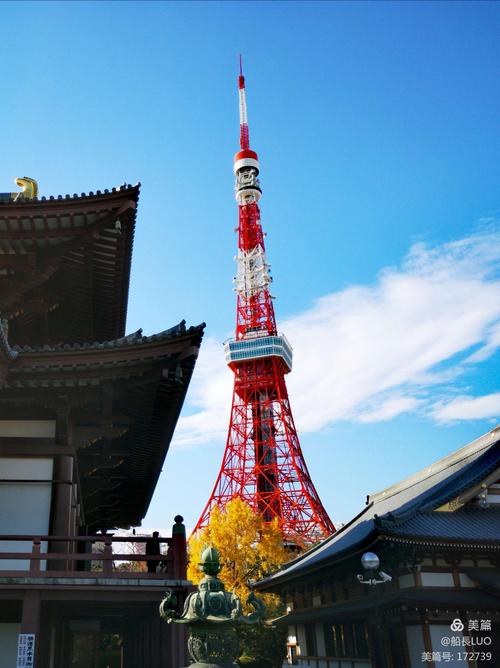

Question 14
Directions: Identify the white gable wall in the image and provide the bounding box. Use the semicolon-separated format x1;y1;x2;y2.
0;457;53;570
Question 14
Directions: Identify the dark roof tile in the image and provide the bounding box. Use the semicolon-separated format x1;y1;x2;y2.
9;322;191;354
385;507;500;542
0;183;141;207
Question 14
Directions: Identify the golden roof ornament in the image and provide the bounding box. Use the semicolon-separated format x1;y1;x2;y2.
0;177;38;202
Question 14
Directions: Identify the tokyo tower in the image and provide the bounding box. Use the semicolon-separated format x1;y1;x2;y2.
194;62;335;545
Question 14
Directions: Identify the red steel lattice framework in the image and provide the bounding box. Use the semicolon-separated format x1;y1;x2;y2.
194;63;335;545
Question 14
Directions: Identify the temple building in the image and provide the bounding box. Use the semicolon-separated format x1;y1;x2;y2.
0;181;204;667
256;427;500;668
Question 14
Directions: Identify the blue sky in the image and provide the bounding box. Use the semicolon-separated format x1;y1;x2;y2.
1;1;499;531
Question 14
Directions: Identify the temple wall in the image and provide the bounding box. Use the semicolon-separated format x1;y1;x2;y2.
0;457;53;569
315;622;326;656
0;420;55;438
0;623;20;667
420;571;455;587
405;625;425;668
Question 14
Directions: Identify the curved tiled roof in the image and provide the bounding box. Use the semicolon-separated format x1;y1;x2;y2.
0;319;206;530
383;507;500;543
0;184;140;346
0;321;205;387
256;426;500;588
10;320;193;354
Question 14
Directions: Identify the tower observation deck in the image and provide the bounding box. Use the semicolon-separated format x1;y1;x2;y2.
194;63;335;545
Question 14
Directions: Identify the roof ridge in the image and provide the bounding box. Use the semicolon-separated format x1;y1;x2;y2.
0;182;140;206
11;321;204;354
368;426;500;505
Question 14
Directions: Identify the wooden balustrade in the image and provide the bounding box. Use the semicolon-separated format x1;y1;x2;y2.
0;533;186;580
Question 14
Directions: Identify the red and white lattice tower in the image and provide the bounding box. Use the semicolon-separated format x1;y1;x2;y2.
194;62;335;545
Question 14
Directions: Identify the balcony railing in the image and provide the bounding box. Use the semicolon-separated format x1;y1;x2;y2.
0;533;187;581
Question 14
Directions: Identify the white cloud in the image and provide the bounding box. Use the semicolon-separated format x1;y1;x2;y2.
465;321;500;363
173;229;500;448
174;337;232;448
432;392;500;423
357;396;422;423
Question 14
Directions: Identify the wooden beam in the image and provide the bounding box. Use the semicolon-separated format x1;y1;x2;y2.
0;259;60;310
42;201;134;253
55;395;71;447
84;480;123;497
0;439;77;457
0;252;37;269
73;425;129;450
73;409;133;425
4;364;175;393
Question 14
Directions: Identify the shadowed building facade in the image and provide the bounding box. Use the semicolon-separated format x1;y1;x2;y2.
0;183;204;667
256;427;500;668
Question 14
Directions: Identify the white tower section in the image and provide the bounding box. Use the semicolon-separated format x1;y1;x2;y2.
234;247;272;299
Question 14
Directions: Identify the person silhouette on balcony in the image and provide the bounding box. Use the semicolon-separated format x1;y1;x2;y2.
146;531;161;573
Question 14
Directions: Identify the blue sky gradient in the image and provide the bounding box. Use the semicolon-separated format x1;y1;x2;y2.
1;1;499;531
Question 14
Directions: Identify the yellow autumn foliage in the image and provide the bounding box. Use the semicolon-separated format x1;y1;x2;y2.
187;498;289;616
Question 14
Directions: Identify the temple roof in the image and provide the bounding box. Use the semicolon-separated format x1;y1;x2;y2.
380;506;500;543
0;184;140;346
256;426;500;589
0;319;205;530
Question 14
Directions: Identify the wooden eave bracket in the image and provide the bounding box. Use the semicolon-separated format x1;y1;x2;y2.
0;199;135;315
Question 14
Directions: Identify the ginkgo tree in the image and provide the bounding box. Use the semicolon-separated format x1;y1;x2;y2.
187;498;291;668
188;497;288;604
